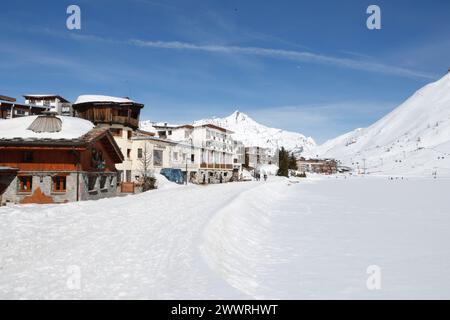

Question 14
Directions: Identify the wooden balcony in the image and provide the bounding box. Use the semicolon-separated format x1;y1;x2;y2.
199;163;233;170
111;116;139;129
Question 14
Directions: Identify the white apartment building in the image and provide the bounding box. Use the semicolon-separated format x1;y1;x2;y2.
130;135;203;184
233;140;246;174
23;94;73;116
153;123;236;183
245;146;270;168
131;136;174;179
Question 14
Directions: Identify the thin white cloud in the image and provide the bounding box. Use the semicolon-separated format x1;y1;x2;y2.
26;27;437;80
129;39;437;80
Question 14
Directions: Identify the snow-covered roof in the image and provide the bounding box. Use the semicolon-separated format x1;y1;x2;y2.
0;115;94;140
74;95;135;104
23;94;70;103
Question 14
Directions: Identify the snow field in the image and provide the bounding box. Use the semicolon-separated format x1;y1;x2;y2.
1;176;450;299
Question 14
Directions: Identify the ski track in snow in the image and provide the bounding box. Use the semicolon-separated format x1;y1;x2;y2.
1;176;450;299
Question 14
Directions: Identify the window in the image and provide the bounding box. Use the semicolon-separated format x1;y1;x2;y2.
191;154;195;162
88;175;97;191
168;130;172;136
99;176;107;190
117;170;123;184
118;109;128;117
126;170;132;182
23;151;33;163
127;130;132;139
110;128;122;137
173;152;178;161
127;149;131;159
18;176;32;193
52;176;66;192
137;148;143;159
153;150;163;166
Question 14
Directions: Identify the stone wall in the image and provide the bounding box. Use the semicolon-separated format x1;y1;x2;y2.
0;172;118;205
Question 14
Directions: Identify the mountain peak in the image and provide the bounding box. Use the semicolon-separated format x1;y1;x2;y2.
310;72;450;176
194;111;316;152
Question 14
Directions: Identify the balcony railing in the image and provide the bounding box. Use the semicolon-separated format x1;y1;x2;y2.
200;163;233;170
111;116;139;128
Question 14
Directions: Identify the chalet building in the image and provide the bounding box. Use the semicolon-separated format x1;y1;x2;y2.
296;157;338;175
0;113;123;205
23;94;73;116
72;95;144;188
1;95;47;119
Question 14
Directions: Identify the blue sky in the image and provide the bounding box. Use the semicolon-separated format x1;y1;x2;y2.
1;0;449;143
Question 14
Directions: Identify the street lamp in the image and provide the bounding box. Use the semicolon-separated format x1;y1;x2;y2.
185;138;193;185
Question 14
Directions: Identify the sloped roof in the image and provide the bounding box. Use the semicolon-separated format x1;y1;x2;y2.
23;94;70;103
74;95;135;104
0;115;94;140
0;125;124;163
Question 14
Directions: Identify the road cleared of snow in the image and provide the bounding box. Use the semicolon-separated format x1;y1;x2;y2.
1;176;450;299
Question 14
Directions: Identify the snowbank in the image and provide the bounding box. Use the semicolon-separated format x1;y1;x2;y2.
257;164;279;175
154;173;182;190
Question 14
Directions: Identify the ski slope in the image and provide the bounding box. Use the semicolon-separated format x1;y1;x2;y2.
1;176;450;299
309;72;450;177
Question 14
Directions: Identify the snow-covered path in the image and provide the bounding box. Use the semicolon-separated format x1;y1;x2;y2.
1;176;450;299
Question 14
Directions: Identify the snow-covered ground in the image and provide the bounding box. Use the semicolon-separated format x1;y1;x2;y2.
1;176;450;299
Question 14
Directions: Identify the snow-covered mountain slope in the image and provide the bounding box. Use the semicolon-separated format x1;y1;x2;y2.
309;72;450;177
194;111;316;152
140;111;316;153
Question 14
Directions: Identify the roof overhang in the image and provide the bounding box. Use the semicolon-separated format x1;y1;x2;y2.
23;95;70;103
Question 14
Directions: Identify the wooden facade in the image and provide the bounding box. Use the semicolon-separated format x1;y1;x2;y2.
0;101;47;119
0;128;124;205
73;101;143;129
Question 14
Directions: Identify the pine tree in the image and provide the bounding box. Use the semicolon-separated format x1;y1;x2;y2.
288;153;298;170
277;147;289;177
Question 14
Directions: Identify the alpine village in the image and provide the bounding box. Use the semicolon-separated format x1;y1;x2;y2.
0;94;337;205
